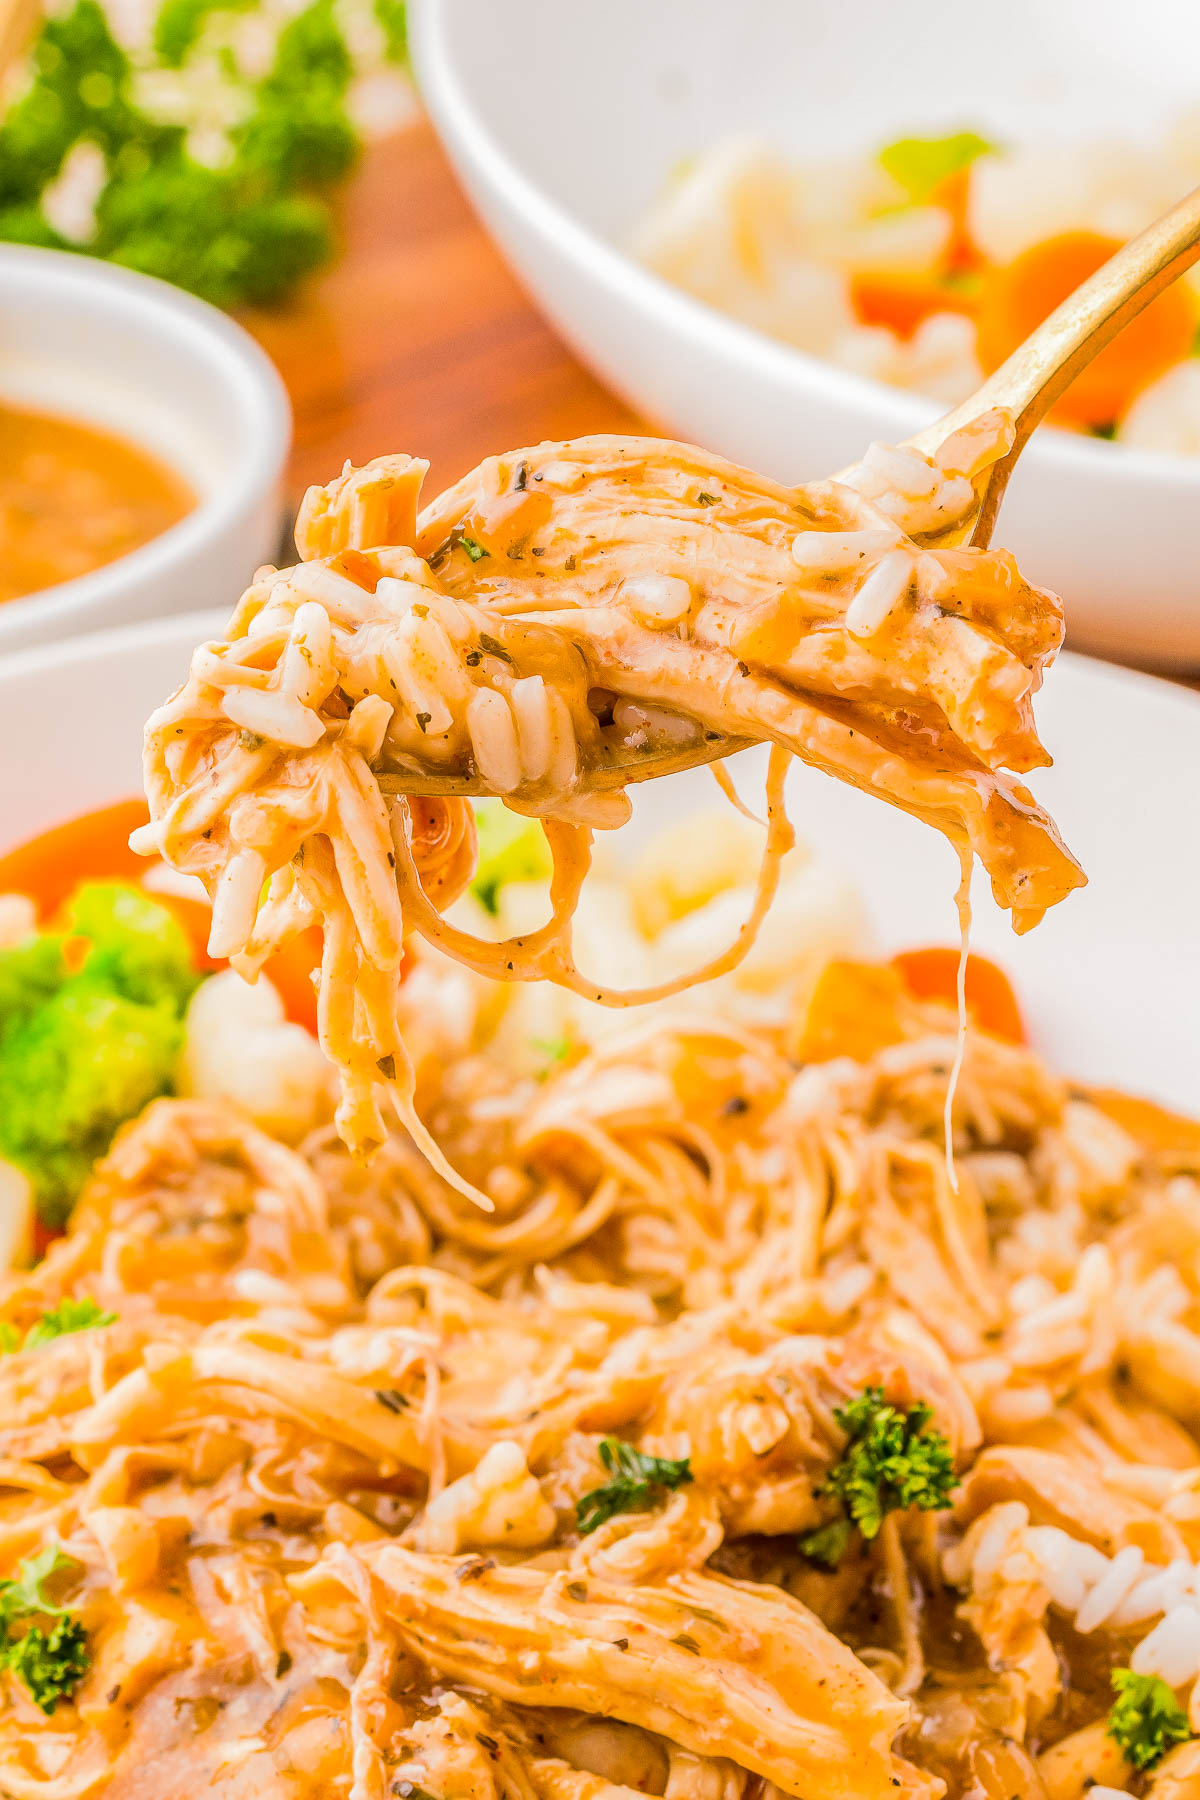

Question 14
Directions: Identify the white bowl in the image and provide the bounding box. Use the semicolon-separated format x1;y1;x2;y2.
413;0;1200;669
1;616;1198;1110
0;246;291;654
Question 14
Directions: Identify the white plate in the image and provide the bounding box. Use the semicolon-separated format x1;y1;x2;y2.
0;617;1197;1111
413;0;1200;670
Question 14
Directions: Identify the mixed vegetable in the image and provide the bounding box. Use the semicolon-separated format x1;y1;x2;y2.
0;0;408;307
0;881;200;1224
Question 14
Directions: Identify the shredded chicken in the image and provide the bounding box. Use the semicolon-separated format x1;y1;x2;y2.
142;429;1084;1178
0;942;1197;1799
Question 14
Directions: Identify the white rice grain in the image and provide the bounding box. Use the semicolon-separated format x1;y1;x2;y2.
467;688;522;793
510;675;554;782
1075;1545;1145;1633
844;550;913;638
1131;1602;1200;1686
208;849;268;959
790;528;897;576
221;685;325;750
621;574;693;627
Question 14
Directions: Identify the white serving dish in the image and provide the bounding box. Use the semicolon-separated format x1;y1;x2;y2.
1;616;1197;1111
413;0;1200;669
0;246;291;654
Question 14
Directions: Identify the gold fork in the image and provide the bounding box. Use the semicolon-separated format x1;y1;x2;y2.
381;182;1200;798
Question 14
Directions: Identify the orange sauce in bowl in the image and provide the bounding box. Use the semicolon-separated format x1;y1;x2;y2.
0;403;195;604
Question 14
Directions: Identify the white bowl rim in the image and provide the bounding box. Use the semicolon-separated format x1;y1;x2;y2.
414;0;1200;493
0;245;291;639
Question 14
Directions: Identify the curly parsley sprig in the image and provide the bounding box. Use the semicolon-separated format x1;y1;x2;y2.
1107;1669;1194;1771
799;1386;958;1568
0;1296;116;1354
0;1547;90;1713
576;1438;693;1536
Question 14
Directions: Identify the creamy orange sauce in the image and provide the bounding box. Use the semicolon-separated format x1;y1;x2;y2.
0;403;194;603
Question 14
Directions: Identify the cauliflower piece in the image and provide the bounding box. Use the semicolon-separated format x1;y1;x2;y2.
1120;360;1200;457
416;1441;557;1554
179;969;332;1143
628;809;767;939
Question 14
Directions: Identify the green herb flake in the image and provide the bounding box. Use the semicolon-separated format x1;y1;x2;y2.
877;130;997;204
1108;1669;1194;1770
20;1298;116;1351
576;1438;693;1536
461;536;488;563
477;633;512;663
696;492;719;506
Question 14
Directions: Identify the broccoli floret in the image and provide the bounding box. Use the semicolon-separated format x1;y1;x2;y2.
0;982;184;1224
470;801;553;916
0;0;354;308
94;157;333;307
0;0;165;208
1108;1669;1193;1770
373;0;408;63
0;882;201;1224
153;0;254;67
234;93;357;191
234;0;357;191
268;0;353;91
0;935;68;1047
65;881;200;1012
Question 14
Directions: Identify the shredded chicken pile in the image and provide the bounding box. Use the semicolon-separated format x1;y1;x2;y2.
142;428;1084;1177
2;952;1198;1800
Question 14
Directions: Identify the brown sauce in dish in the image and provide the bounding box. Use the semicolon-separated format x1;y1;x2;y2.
0;402;194;603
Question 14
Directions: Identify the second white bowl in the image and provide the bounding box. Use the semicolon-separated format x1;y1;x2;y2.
0;246;291;654
414;0;1200;669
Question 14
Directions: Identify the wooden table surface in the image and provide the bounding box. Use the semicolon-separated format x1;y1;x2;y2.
244;115;641;513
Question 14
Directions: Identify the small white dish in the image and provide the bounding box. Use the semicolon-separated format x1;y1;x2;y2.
0;246;291;653
413;0;1200;669
0;615;1197;1110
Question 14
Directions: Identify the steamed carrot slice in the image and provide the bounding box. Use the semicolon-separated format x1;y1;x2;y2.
850;269;976;341
1088;1089;1200;1156
795;959;913;1063
891;947;1025;1044
0;798;151;917
974;230;1196;428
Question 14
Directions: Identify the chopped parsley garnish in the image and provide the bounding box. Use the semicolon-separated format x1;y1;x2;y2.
576;1438;693;1536
877;130;997;204
7;1297;117;1353
0;1547;89;1713
1107;1669;1193;1770
460;536;488;562
804;1386;957;1562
